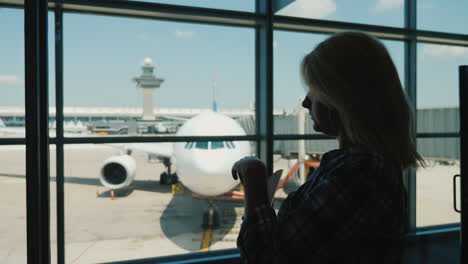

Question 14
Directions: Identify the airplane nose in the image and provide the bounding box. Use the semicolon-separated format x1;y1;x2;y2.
196;155;228;175
182;152;238;196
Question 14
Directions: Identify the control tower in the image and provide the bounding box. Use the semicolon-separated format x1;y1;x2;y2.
133;58;164;121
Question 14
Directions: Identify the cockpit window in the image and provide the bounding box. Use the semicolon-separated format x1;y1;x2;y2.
195;141;209;149
188;141;234;150
184;142;195;149
226;141;236;149
211;141;224;149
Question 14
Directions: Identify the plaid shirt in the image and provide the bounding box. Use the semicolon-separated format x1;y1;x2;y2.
237;145;407;264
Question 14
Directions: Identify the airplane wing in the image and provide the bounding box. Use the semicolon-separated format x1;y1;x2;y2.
124;142;174;158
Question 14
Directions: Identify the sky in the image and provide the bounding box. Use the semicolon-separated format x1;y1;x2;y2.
1;0;468;110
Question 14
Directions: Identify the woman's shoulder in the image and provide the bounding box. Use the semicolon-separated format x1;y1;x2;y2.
319;144;395;183
322;144;383;168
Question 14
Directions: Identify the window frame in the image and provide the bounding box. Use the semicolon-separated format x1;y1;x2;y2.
2;0;468;263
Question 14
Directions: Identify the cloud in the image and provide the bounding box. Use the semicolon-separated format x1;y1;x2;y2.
137;32;159;42
0;75;24;85
137;33;151;41
273;40;279;49
174;29;196;38
276;0;336;19
374;0;403;12
422;44;468;59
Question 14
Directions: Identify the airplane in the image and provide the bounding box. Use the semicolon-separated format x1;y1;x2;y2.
0;118;91;136
0;118;25;136
99;111;252;228
50;120;89;134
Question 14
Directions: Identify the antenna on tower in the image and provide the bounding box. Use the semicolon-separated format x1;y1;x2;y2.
212;70;218;112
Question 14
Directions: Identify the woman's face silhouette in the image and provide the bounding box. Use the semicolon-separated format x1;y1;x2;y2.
301;92;340;137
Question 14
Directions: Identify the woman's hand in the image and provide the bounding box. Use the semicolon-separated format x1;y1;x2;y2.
232;157;269;213
231;156;266;184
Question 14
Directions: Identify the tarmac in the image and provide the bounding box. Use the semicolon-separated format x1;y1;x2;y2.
0;145;461;263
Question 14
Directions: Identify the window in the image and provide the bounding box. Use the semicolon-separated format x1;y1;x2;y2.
6;0;468;263
0;8;25;139
275;0;403;28
195;141;209;149
415;43;466;227
273;30;405;135
273;31;326;115
64;141;253;261
418;0;468;35
416;137;460;227
0;145;26;263
63;13;255;137
211;141;225;149
0;9;26;264
226;141;236;149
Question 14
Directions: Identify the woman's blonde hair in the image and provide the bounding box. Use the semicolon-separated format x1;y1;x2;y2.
301;31;424;170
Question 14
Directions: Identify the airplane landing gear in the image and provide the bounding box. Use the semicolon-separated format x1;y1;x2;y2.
202;200;220;230
159;172;178;185
159;157;178;185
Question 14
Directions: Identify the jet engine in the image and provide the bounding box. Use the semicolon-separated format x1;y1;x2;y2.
99;155;136;189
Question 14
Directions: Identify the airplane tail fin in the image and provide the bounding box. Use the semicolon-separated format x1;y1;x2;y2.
0;118;5;128
212;71;218;112
212;100;218;112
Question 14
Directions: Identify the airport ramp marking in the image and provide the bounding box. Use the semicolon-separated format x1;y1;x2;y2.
193;228;240;251
192;207;244;251
193;229;218;251
211;231;238;235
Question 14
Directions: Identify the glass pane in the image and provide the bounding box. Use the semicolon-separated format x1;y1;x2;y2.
0;10;55;139
64;141;254;261
416;42;462;226
49;12;56;138
275;0;403;28
274;30;404;134
0;145;26;263
416;138;460;227
273;32;326;113
50;146;58;264
418;0;468;35
0;8;24;138
417;43;467;132
63;14;255;137
128;0;253;12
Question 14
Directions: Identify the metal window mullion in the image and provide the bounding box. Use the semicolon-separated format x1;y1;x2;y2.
273;15;468;47
25;0;51;263
417;132;460;138
61;0;261;28
459;65;468;264
49;135;258;144
255;0;273;174
0;1;263;28
0;138;26;145
404;0;417;232
273;134;335;141
54;1;65;263
2;1;468;46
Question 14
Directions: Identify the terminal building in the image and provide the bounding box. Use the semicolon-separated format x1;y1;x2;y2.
0;106;461;159
2;1;467;264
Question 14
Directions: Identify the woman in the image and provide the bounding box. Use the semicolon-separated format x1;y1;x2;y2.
232;32;424;263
